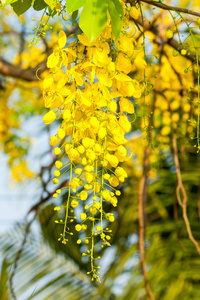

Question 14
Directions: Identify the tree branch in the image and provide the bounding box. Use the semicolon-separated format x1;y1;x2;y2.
0;26;79;82
136;0;200;18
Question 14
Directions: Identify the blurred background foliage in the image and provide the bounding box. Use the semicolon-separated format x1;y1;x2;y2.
1;0;200;299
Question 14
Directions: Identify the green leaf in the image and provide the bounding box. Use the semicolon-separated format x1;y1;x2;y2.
33;0;47;10
108;0;122;40
111;0;123;17
72;10;78;23
11;0;32;16
1;0;18;6
44;0;57;10
79;0;108;42
66;0;86;13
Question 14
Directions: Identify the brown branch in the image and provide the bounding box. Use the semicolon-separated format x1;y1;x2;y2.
197;182;200;220
0;26;79;82
135;15;198;65
0;57;48;81
136;0;200;18
138;146;155;300
137;46;163;300
170;109;200;255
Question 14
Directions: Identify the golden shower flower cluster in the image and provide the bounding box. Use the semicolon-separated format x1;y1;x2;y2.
42;7;146;281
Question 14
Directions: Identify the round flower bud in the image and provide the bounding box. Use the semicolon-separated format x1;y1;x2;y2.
80;191;88;201
50;136;59;147
103;173;110;180
54;147;61;155
71;200;79;208
165;29;173;39
77;145;85;154
53;178;59;184
55;160;63;169
75;168;82;175
80;213;87;220
181;49;187;55
109;216;115;222
54;170;60;177
96;226;102;232
75;224;82;231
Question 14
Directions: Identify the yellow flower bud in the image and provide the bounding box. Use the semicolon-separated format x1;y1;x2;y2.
80;213;87;220
75;224;82;231
77;145;85;154
63;109;71;121
96;226;102;231
53;178;59;184
50;136;59;147
55;160;63;169
130;6;140;19
181;49;187;55
85;172;94;183
165;29;173;39
80;191;88;201
109;175;119;187
42;110;56;124
71;200;79;208
54;147;61;155
75;168;82;175
57;128;65;139
54;170;60;177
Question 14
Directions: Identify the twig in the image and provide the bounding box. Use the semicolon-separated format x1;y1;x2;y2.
136;0;200;18
170;108;200;255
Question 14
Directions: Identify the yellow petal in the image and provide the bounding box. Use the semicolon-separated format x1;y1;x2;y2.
58;30;67;48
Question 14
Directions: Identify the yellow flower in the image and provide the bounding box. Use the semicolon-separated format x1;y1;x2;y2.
80;191;88;201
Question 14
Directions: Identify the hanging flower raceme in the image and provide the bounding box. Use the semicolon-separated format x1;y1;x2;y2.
42;5;146;281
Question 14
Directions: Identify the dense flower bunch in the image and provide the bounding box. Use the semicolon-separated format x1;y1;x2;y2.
42;6;146;281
